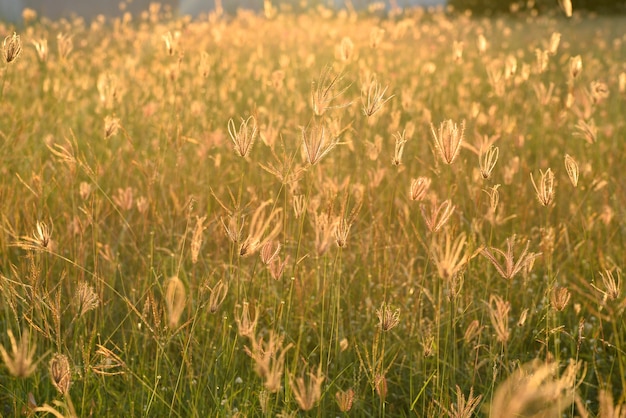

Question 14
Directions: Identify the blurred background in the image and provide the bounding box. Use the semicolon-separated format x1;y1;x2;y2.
0;0;624;22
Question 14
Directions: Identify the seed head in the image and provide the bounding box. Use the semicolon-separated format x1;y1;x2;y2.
530;168;555;206
165;276;186;329
569;55;582;80
479;145;499;179
376;302;400;332
431;119;465;165
0;329;38;378
564;154;579;187
49;353;72;395
228;116;257;158
410;177;431;201
335;388;355;412
3;32;22;63
550;286;571;311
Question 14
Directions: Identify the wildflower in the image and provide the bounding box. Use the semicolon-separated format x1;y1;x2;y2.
431;119;465;164
0;329;38;378
530;168;555;206
3;32;22;63
49;353;72;395
228;116;257;158
481;235;541;280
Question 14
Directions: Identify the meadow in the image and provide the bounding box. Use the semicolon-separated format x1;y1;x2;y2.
0;2;625;416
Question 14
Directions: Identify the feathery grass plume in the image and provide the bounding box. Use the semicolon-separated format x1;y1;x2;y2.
75;281;99;317
361;74;393;117
574;118;597;144
590;81;610;104
410;177;431;202
165;276;186;329
430;119;465;165
463;320;483;345
392;130;407;166
49;353;72;395
550;286;571;311
301;120;340;165
56;33;73;61
429;229;469;281
292;194;307;219
289;364;324;411
376;302;400;332
235;301;259;338
564;154;579;187
479;145;499;179
489;358;583;417
420;198;456;233
335;388;355;412
442;385;482;418
530;168;555;206
310;66;351;116
0;329;38;378
104;116;121;139
244;331;293;393
370;27;385;49
190;216;206;264
228;116;257;158
481;235;541;280
334;216;353;248
569;55;582;80
548;32;561;55
31;38;48;63
487;294;510;344
17;220;54;251
375;374;388;401
559;0;573;17
206;279;228;314
595;269;622;303
3;32;22;63
339;36;354;61
260;240;281;265
239;201;282;257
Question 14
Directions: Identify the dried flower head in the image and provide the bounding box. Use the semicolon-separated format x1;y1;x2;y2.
0;329;38;378
376;302;400;332
530;168;555;206
550;286;571;311
3;32;22;63
228;116;257;158
289;365;324;411
49;353;72;395
431;119;465;165
165;276;186;329
361;74;393;117
430;229;469;281
335;388;355;412
481;236;541;280
410;177;431;201
564;154;579;187
487;294;510;344
420;199;456;233
479;145;499;179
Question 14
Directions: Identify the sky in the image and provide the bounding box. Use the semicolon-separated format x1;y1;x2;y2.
0;0;447;22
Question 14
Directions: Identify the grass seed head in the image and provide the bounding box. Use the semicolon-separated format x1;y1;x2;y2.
49;353;72;395
335;388;355;412
165;276;186;329
3;32;22;64
0;329;38;378
431;119;465;165
530;168;555;206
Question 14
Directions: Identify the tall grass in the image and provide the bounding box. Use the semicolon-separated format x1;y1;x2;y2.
0;3;625;416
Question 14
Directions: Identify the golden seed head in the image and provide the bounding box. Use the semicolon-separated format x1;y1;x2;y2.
550;286;571;311
3;32;22;64
235;301;259;338
530;168;555;207
76;281;100;317
335;388;355;412
0;329;38;378
49;353;72;395
570;55;582;79
165;276;186;329
190;216;207;264
206;279;229;314
104;116;121;139
479;145;499;179
548;32;561;55
289;365;325;411
487;294;510;343
410;177;431;201
376;302;400;332
564;154;579;187
339;36;354;61
228;116;258;158
431;119;465;165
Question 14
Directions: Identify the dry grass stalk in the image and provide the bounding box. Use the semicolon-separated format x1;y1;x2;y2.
431;119;465;165
481;235;541;280
244;331;293;393
489;358;582;417
570;55;582;80
239;201;282;257
289;365;324;411
165;276;186;329
595;269;622;303
260;240;281;265
574;118;597;144
91;344;126;376
31;38;48;62
0;329;38;378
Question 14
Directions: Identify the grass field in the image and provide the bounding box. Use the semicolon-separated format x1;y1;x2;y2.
1;3;626;417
